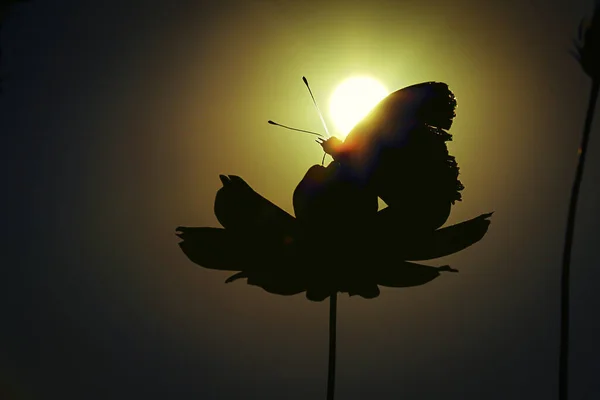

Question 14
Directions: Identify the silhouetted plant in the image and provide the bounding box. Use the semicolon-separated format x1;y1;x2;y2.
560;2;600;400
177;82;492;400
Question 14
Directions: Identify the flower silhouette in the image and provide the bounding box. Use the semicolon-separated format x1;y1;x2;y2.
176;170;492;302
176;80;492;400
176;167;491;400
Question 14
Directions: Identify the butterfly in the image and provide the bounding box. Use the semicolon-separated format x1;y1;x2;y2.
291;80;463;236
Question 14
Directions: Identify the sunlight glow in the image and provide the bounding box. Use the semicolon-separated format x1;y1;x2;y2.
329;76;388;138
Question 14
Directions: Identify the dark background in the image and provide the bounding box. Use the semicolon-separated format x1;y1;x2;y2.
2;0;599;398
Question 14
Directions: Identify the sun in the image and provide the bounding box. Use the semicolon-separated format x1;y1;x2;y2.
329;76;388;138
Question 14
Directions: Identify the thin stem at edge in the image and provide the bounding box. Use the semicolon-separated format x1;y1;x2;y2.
559;80;600;400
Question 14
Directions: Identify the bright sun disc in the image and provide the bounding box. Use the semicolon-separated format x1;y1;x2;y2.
329;76;388;137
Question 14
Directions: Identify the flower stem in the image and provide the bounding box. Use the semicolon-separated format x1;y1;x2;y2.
559;80;600;400
327;293;337;400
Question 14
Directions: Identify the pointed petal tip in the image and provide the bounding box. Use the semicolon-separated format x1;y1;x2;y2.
219;175;231;186
225;271;246;283
438;265;459;273
175;226;189;239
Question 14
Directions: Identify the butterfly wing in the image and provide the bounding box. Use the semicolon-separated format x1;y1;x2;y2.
343;81;457;155
332;82;461;231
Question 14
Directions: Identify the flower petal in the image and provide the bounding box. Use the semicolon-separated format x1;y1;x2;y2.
375;261;451;288
245;270;307;296
176;227;245;271
214;174;297;240
176;227;290;272
376;212;493;261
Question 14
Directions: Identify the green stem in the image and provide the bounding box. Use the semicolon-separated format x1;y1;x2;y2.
559;80;600;400
327;293;337;400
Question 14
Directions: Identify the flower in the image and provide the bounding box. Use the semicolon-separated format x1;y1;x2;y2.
176;167;492;302
176;79;492;400
572;0;600;81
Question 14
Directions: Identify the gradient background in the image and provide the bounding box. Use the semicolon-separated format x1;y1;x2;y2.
2;0;600;398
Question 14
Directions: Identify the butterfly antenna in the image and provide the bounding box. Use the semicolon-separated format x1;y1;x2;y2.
267;120;324;137
303;76;331;138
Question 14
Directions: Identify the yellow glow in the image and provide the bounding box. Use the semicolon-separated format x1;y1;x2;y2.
329;76;388;138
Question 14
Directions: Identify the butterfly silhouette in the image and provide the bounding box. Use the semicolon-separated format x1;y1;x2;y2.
177;80;492;301
296;82;462;233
